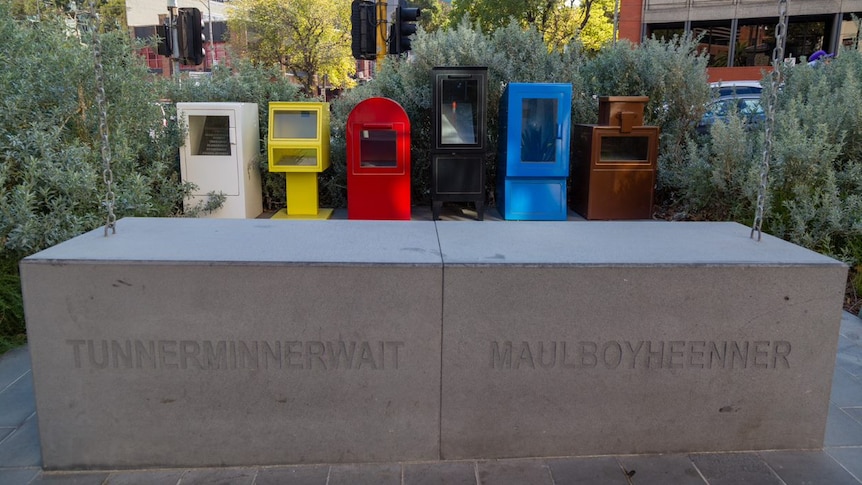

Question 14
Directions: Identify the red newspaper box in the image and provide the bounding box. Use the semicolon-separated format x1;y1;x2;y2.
347;97;412;220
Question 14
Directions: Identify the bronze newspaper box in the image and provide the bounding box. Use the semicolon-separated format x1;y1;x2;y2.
570;96;658;220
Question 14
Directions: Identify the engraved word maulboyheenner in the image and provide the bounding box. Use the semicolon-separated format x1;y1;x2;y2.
490;340;791;370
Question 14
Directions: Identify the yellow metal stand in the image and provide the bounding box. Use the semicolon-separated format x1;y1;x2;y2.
270;172;333;220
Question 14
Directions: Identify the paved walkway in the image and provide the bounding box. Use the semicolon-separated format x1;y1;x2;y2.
0;310;860;484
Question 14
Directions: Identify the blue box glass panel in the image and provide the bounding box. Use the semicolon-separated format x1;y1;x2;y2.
497;83;572;220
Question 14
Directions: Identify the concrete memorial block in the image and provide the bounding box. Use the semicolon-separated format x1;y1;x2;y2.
437;221;847;459
21;218;442;469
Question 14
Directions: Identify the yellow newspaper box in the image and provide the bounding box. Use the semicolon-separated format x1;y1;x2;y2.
268;102;332;219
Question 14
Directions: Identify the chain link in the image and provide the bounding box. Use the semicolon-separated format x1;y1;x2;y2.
751;0;788;241
88;1;117;236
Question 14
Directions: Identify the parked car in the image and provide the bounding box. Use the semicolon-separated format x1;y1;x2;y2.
696;81;765;134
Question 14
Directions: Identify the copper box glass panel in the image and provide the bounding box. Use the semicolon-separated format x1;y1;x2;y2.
570;125;658;220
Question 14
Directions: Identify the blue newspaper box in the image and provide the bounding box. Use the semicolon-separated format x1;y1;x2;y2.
496;83;572;220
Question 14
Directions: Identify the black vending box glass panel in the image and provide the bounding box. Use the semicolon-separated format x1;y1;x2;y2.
433;67;487;151
520;98;558;162
360;129;398;168
433;154;484;195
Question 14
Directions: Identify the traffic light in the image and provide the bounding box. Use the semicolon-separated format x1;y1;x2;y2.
351;0;377;60
177;7;205;66
388;4;421;55
155;22;172;58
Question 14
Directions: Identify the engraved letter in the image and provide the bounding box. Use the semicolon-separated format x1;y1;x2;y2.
668;341;685;369
285;341;303;370
262;341;282;369
237;341;258;370
624;341;644;369
180;340;203;370
646;341;664;369
491;341;513;369
579;341;597;368
730;341;749;369
687;341;705;369
111;340;132;369
135;340;156;369
538;342;557;369
357;341;377;370
326;341;356;370
88;340;109;369
158;340;178;369
601;341;622;369
515;342;535;369
305;341;327;370
67;339;85;368
772;341;791;368
753;341;770;369
561;341;577;368
386;341;405;369
708;341;726;369
203;341;228;370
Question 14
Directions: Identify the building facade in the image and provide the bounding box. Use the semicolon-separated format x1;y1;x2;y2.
619;0;862;81
126;0;231;76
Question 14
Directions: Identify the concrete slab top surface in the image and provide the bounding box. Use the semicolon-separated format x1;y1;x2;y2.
435;220;845;266
22;218;845;268
23;217;443;266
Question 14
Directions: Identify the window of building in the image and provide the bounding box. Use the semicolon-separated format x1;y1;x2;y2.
691;21;733;67
647;23;685;41
785;17;829;61
735;19;775;67
840;13;861;49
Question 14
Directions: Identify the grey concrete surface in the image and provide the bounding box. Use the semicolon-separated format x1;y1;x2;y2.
2;310;862;485
437;221;847;458
6;213;861;483
20;219;443;469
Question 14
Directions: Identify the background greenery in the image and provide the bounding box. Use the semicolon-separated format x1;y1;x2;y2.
1;3;860;354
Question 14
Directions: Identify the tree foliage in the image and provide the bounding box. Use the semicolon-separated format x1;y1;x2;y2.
448;0;613;51
227;0;355;95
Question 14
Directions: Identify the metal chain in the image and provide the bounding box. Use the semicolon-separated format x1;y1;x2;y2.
88;1;117;236
751;0;788;241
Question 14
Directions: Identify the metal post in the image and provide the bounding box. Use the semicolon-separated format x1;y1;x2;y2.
168;0;179;79
208;0;217;66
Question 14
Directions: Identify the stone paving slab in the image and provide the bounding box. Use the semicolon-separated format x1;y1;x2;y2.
546;456;630;484
403;462;476;485
688;453;782;485
0;373;35;427
760;450;860;485
616;454;704;484
0;416;41;468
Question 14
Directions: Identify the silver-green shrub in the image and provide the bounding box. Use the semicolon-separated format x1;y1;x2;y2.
680;49;862;282
0;10;186;256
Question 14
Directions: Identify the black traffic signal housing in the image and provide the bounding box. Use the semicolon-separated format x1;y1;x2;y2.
155;22;172;58
177;7;205;66
351;0;377;60
388;4;421;55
